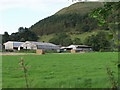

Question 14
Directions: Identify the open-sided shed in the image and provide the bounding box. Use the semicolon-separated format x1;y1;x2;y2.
67;45;92;52
19;41;60;50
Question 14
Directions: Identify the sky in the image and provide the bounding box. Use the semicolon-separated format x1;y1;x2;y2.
0;0;78;34
0;0;101;35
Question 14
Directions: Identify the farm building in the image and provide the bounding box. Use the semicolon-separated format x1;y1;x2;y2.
18;41;60;50
66;45;92;52
4;41;24;51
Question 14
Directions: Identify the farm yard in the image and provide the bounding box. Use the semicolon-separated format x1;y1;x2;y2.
2;52;118;88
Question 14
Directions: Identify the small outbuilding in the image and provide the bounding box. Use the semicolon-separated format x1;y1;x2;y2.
66;45;92;52
4;41;24;51
18;41;60;50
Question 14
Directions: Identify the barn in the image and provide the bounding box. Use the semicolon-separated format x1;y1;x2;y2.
4;41;24;51
66;45;92;52
18;41;60;50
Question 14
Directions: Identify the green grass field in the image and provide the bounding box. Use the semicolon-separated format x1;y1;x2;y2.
2;52;118;88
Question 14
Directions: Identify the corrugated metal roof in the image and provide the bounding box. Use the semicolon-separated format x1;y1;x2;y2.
67;45;92;48
4;41;23;44
74;45;91;47
26;41;57;46
13;42;24;47
4;41;24;46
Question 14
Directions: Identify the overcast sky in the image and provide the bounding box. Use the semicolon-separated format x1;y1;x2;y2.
0;0;78;34
0;0;102;34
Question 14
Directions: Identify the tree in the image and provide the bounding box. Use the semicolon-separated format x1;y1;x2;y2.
18;27;25;33
19;28;39;41
90;2;120;51
9;32;20;41
49;33;73;46
81;25;90;32
84;35;99;51
2;32;10;43
84;31;111;51
73;38;82;45
8;27;39;41
62;37;73;46
20;38;25;42
90;2;119;26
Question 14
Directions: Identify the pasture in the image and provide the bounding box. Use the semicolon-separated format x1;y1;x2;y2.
2;52;118;88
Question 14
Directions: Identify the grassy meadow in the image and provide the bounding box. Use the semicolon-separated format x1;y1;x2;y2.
2;52;118;88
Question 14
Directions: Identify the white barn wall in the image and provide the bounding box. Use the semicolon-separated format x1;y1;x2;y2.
4;42;13;50
4;41;24;50
20;42;37;50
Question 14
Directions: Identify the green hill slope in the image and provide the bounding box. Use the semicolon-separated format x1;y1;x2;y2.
29;2;111;45
30;2;104;36
38;30;110;43
55;2;103;15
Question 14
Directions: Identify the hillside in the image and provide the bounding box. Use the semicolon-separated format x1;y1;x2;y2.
38;30;110;43
55;2;103;15
29;2;112;47
30;2;104;36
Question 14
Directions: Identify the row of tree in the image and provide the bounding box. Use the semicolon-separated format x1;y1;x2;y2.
2;27;38;43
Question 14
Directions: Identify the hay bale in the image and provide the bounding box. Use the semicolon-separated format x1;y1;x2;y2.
71;49;76;53
36;49;45;55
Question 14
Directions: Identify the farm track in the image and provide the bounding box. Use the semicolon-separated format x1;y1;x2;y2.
0;53;36;55
0;52;86;55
